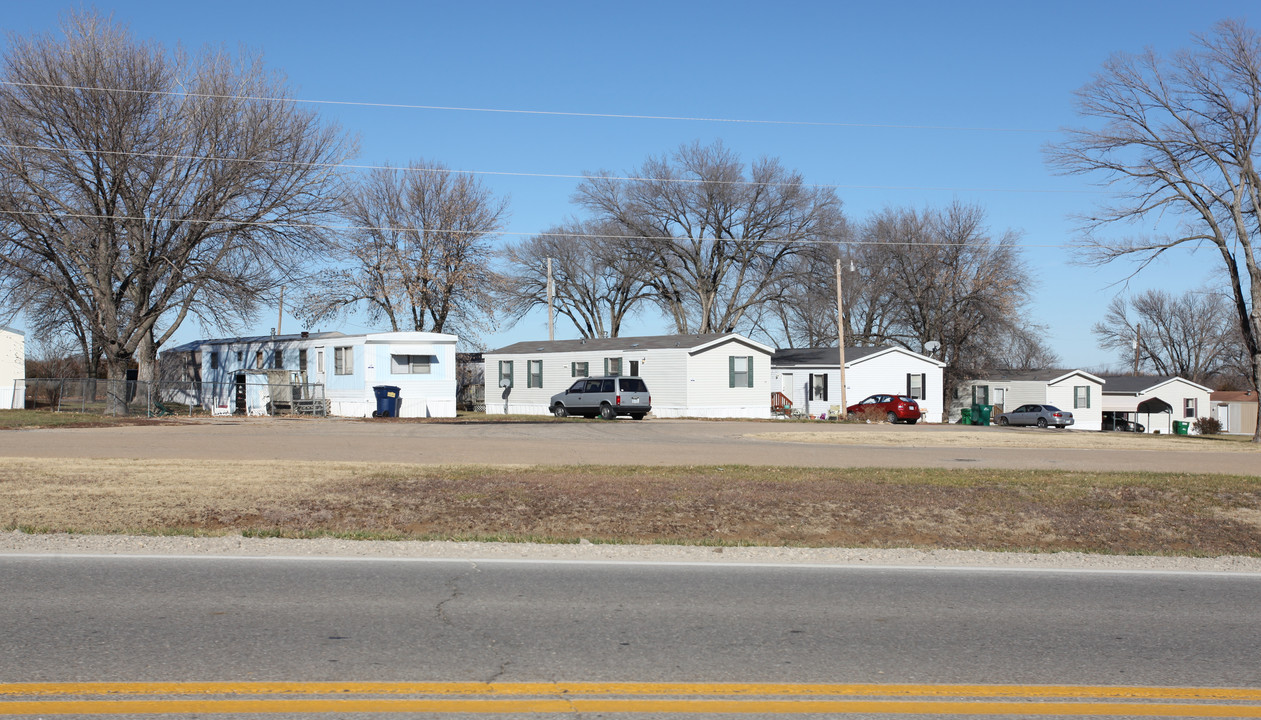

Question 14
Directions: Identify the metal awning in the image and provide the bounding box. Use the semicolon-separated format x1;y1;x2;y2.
1136;397;1174;414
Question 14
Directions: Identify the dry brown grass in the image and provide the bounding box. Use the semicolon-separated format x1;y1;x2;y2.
2;457;1258;556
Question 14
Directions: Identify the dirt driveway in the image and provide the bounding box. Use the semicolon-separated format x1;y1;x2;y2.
1;417;1256;475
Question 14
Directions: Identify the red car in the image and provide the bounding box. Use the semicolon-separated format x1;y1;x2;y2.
846;394;922;424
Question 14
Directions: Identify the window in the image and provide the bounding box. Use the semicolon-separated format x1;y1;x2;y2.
391;354;433;374
809;373;828;401
209;352;219;370
1184;398;1197;418
498;360;513;388
993;387;1006;407
604;357;622;376
317;350;324;374
255;350;264;368
571;361;588;377
1074;385;1091;409
236;350;244;363
272;349;284;369
972;385;989;405
299;349;307;373
334;346;354;375
528;359;543;388
629;360;639;376
731;357;747;388
906;373;925;400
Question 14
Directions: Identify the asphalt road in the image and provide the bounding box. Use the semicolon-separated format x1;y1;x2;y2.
0;417;1257;474
4;555;1260;686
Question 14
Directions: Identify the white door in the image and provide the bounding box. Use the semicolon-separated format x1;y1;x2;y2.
780;373;794;404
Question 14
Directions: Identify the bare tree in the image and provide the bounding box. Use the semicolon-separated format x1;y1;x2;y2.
1092;289;1241;384
299;162;506;346
1047;19;1261;441
575;141;846;335
498;220;655;338
0;12;353;412
861;203;1051;397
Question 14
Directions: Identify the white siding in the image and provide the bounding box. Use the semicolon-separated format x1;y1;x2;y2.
1047;378;1102;431
847;351;945;423
674;340;770;419
1103;379;1212;434
0;329;23;410
484;336;772;418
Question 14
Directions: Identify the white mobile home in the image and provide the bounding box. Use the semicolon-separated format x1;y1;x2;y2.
484;333;774;418
955;369;1105;430
1099;375;1213;434
770;346;946;421
0;326;24;410
170;330;459;417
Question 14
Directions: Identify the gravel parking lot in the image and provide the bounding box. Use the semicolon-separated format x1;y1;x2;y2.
0;416;1256;474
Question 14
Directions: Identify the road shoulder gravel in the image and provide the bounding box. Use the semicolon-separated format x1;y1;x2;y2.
3;531;1259;573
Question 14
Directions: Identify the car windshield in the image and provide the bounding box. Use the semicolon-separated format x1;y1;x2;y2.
620;378;647;393
897;396;915;402
1043;405;1062;412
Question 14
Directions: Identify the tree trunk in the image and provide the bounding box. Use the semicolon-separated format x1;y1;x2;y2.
104;355;132;416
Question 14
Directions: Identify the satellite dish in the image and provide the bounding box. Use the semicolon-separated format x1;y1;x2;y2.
924;341;941;354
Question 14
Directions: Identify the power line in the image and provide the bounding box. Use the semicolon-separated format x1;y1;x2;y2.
0;80;1058;134
0;142;1101;196
0;208;1085;249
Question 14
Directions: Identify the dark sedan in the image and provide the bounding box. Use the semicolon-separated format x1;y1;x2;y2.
997;404;1074;429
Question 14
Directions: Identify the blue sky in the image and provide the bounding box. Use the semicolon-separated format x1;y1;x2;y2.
3;1;1257;368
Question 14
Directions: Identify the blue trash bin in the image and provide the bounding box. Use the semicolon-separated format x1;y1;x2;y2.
372;385;400;418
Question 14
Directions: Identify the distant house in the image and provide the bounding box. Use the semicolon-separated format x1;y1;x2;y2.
770;346;946;421
1093;374;1212;434
484;333;774;418
164;330;459;417
955;369;1105;430
1211;390;1259;436
0;326;24;410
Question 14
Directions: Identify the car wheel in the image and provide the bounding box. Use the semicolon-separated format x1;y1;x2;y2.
599;403;616;420
1037;418;1048;429
999;416;1009;426
886;411;898;424
552;404;568;418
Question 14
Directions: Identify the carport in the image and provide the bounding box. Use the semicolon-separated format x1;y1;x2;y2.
1136;397;1174;434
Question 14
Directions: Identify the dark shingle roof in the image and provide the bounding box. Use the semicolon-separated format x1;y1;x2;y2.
1096;374;1181;394
491;333;751;354
771;346;889;366
978;368;1097;382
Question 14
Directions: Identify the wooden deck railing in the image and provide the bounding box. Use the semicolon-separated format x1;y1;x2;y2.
771;391;793;417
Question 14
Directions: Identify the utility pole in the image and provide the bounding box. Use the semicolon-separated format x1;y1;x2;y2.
836;259;847;415
1133;323;1141;374
546;258;555;341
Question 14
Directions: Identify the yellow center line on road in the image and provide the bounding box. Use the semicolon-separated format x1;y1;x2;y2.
3;683;1261;717
1;697;1261;717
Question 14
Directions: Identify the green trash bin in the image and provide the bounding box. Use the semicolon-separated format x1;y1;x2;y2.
959;407;972;425
1173;420;1189;436
969;404;981;425
978;404;993;426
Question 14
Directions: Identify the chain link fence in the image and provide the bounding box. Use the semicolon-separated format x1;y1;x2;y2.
14;378;328;417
